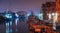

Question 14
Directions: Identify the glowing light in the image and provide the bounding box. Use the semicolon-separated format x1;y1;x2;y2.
15;18;19;25
6;23;9;33
53;26;56;30
52;13;56;30
9;21;12;33
10;21;12;26
6;23;9;26
39;13;43;20
10;29;12;32
27;14;30;16
55;13;58;21
5;14;12;18
48;14;51;19
15;18;19;32
52;13;55;16
15;13;19;17
26;14;30;19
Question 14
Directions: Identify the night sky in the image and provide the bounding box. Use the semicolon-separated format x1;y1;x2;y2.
0;0;55;13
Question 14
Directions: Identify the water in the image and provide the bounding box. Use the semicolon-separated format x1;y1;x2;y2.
0;18;29;33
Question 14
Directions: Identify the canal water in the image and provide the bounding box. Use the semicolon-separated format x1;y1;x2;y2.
0;18;29;33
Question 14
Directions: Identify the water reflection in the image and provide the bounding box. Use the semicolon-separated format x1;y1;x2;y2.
15;18;19;26
9;21;12;33
6;20;13;33
5;18;18;33
5;18;29;33
6;23;9;33
15;18;19;32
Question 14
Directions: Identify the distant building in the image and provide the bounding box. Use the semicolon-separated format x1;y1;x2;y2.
28;11;35;20
4;11;15;20
42;2;56;20
42;2;57;30
0;13;5;16
17;11;27;21
17;11;26;15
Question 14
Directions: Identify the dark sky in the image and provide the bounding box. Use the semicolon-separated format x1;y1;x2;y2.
0;0;55;13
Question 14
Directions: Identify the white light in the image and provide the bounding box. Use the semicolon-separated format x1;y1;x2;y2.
52;13;55;16
15;13;19;17
52;13;56;30
5;14;12;18
15;18;19;25
48;14;51;19
55;13;58;21
27;14;30;16
53;26;56;30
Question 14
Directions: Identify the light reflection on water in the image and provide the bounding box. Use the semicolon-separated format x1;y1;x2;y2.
5;18;19;33
15;18;19;32
6;23;9;33
6;20;13;33
4;18;29;33
15;18;19;26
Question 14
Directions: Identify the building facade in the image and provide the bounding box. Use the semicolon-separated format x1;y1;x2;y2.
42;2;56;22
56;0;60;23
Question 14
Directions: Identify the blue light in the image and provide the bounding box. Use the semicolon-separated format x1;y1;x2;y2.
9;21;12;33
10;29;12;32
6;23;9;27
39;13;43;20
34;13;43;20
26;14;30;20
27;14;30;17
5;14;12;18
6;23;9;33
10;21;12;26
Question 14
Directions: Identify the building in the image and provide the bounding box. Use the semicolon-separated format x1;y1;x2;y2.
42;2;57;31
4;11;15;20
56;0;60;32
17;11;27;21
28;12;35;20
0;12;5;16
42;2;56;21
56;0;60;23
